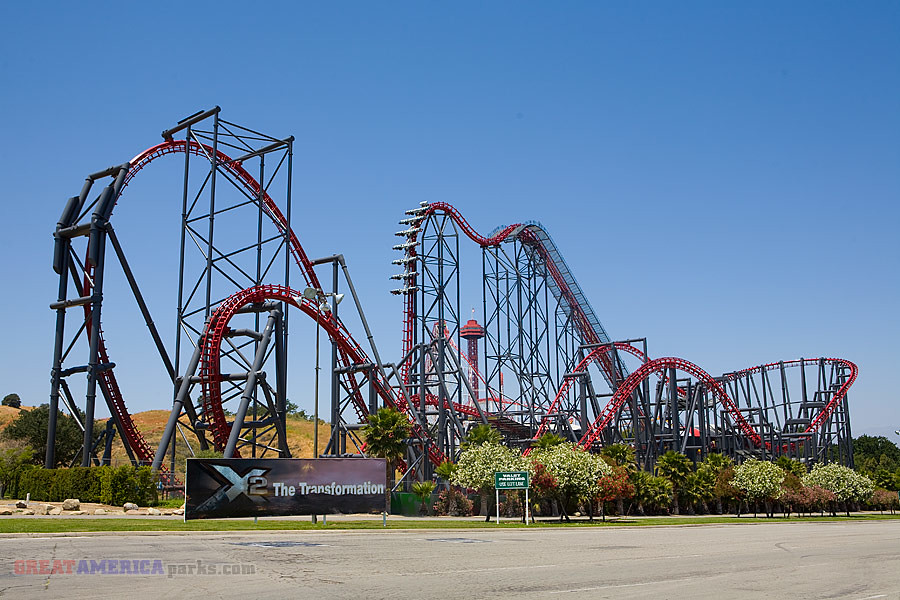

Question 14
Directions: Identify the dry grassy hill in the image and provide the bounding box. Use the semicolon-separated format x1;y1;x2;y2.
1;406;332;477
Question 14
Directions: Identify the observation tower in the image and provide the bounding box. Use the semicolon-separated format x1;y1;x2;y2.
460;314;485;403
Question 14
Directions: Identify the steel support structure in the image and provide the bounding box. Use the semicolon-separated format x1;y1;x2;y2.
164;111;295;463
48;108;296;476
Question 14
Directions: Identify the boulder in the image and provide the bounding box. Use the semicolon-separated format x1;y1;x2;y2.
123;502;139;512
173;508;185;516
17;509;35;515
0;509;12;516
33;505;50;516
94;509;108;515
62;499;80;511
68;511;85;516
125;509;143;515
15;500;27;509
48;508;62;516
147;507;162;516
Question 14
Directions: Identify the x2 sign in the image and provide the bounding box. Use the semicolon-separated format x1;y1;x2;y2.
185;458;387;520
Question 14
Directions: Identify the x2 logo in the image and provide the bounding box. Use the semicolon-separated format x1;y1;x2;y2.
194;464;271;513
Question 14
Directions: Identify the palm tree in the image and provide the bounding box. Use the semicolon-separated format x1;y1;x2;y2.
411;480;436;515
533;432;566;451
461;424;501;450
631;470;673;515
363;407;411;512
434;460;456;489
655;450;693;514
601;444;636;469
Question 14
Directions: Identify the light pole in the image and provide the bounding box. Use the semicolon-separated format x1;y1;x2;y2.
300;287;344;460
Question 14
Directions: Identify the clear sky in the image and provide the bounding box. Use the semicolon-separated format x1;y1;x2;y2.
1;2;898;440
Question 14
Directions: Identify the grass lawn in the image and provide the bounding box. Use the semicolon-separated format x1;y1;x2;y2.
1;513;898;534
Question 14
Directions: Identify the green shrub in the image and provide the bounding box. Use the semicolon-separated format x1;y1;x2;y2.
432;488;473;516
17;465;158;505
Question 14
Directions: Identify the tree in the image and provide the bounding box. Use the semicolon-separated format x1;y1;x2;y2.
452;442;528;521
594;466;635;521
775;455;806;478
778;471;804;517
853;436;900;473
533;432;566;451
363;407;411;511
530;443;611;521
530;462;559;519
699;453;733;514
435;460;457;488
655;451;693;514
0;446;32;498
2;394;21;409
713;466;741;515
601;444;636;469
630;470;673;515
411;480;436;515
4;404;90;467
600;444;636;515
461;424;501;450
682;470;715;514
732;459;785;517
802;463;875;516
869;489;899;514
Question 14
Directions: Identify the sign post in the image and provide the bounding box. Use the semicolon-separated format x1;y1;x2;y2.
494;471;530;525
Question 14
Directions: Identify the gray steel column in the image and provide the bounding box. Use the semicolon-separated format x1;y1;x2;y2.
224;311;278;458
203;112;219;320
47;195;81;467
330;260;340;456
81;169;125;467
152;341;204;471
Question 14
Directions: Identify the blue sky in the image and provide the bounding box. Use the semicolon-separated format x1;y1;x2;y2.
1;2;898;440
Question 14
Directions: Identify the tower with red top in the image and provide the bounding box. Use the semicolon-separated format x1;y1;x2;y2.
459;316;485;403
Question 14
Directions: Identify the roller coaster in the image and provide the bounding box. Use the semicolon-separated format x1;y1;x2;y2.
47;108;856;482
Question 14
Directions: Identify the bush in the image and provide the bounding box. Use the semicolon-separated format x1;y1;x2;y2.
50;467;102;502
432;488;473;516
803;463;875;513
498;491;525;517
16;465;157;505
868;488;899;514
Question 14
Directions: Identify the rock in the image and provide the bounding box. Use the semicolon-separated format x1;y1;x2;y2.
68;511;85;516
173;508;184;516
0;509;12;516
123;502;139;512
15;501;27;509
62;499;80;511
94;509;108;515
33;505;49;515
125;509;143;515
17;509;34;515
147;508;161;516
48;508;62;515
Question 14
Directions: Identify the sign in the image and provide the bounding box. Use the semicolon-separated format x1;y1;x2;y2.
494;471;530;490
493;471;531;525
185;458;386;520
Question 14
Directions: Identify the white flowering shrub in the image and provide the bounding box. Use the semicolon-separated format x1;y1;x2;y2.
802;463;875;503
452;443;530;492
732;459;785;502
530;443;612;502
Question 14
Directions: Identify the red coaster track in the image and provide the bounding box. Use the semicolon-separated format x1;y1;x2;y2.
75;137;858;468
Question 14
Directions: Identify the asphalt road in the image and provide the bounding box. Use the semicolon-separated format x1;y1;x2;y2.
0;520;898;599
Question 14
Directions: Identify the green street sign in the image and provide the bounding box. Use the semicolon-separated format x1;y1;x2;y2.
494;471;529;490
